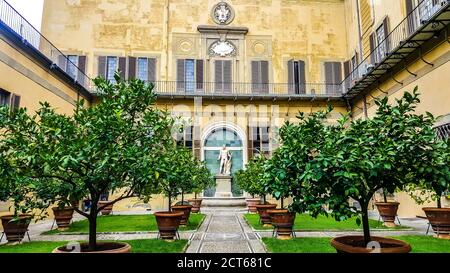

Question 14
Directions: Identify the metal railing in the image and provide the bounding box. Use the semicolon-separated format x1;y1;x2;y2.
341;0;449;93
0;0;92;91
435;123;450;140
152;81;343;97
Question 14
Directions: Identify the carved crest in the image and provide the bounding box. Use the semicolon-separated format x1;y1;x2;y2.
212;2;235;25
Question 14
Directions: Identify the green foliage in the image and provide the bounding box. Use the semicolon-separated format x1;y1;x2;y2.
234;155;267;198
262;107;332;209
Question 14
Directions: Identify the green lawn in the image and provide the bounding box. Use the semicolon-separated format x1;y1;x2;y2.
263;236;450;253
43;214;205;235
0;239;188;253
244;213;407;231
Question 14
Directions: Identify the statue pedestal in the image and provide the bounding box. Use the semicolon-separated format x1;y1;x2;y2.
215;175;233;198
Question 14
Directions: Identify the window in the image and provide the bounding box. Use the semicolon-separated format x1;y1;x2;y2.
67;55;79;80
177;59;204;93
215;60;232;93
251;61;269;93
0;89;11;106
0;89;20;110
376;24;387;62
287;60;306;94
176;126;194;150
129;57;157;82
370;17;390;65
324;62;342;94
98;56;126;83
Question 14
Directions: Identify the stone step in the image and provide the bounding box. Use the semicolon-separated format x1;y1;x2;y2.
202;197;247;207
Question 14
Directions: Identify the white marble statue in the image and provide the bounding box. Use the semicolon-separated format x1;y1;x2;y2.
218;145;232;175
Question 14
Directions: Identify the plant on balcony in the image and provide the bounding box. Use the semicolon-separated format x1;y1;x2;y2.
0;73;174;252
234;155;267;213
301;89;439;253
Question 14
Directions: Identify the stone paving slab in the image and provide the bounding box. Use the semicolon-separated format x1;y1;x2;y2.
200;241;251;253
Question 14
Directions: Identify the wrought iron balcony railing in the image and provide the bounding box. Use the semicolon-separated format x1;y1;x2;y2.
152;81;343;98
0;0;93;91
342;0;450;98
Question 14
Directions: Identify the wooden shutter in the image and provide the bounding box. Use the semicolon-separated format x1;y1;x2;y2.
58;55;67;71
261;61;269;94
369;33;376;64
11;94;20;110
344;60;351;78
196;60;204;91
77;56;86;86
298;60;306;94
98;56;107;78
251;61;261;93
215;60;223;93
333;62;342;83
118;57;126;80
247;126;254;161
383;17;390;54
128;57;136;80
287;60;294;94
223;60;232;93
324;62;333;85
148;58;157;83
406;0;415;35
177;59;185;92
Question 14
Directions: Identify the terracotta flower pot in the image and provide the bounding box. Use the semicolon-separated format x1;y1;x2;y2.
268;209;296;240
97;201;113;215
154;211;183;240
70;200;80;209
375;202;400;227
246;198;261;213
188;198;203;213
52;242;131;253
423;207;450;239
331;236;411;253
52;207;74;231
172;205;193;226
255;204;277;227
0;214;32;243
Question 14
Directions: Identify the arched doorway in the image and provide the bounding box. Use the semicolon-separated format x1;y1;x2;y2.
202;124;245;197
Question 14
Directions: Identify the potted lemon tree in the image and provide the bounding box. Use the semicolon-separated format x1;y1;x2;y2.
0;74;174;252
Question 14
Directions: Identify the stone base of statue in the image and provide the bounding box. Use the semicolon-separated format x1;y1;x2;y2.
214;174;233;198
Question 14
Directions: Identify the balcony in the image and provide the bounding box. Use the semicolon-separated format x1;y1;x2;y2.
153;81;343;101
342;0;450;99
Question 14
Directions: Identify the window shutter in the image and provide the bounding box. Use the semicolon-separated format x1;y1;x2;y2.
260;61;269;94
128;57;136;80
11;94;20;110
98;56;107;78
58;55;67;72
193;126;201;159
324;62;333;85
148;58;157;83
369;33;376;64
333;62;342;83
177;59;185;92
77;56;86;86
215;60;223;93
383;17;390;54
247;126;254;161
298;60;306;94
118;57;126;80
287;60;294;94
196;59;204;91
344;60;351;78
223;60;232;93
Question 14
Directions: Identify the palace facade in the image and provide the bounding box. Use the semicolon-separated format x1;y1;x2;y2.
1;0;449;214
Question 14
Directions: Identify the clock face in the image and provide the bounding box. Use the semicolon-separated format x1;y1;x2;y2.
212;2;235;25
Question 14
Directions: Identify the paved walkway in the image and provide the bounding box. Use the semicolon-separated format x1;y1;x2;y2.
186;208;266;253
